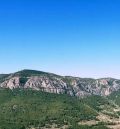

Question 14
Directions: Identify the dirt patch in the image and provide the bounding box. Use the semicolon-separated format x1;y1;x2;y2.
79;120;99;126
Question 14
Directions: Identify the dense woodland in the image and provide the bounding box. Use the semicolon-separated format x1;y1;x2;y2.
0;88;111;129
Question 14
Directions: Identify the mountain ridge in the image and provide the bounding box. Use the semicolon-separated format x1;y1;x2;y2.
0;69;120;97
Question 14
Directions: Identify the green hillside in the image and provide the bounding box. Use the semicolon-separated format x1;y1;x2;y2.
13;69;60;77
0;74;9;83
108;90;120;106
0;89;110;129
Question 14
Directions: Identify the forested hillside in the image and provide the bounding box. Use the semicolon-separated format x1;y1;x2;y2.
0;89;111;129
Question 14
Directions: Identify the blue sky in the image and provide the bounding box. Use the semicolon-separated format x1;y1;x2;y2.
0;0;120;78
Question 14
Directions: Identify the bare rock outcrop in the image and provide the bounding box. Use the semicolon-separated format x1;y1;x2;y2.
1;77;20;89
0;70;120;97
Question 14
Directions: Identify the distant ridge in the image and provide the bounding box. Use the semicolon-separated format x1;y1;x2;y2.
0;69;120;97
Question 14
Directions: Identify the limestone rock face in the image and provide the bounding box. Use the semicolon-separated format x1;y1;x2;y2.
0;77;20;89
0;70;120;97
24;76;70;94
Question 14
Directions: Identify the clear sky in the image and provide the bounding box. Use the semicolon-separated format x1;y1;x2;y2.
0;0;120;78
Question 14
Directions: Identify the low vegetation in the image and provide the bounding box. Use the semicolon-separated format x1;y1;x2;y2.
0;89;113;129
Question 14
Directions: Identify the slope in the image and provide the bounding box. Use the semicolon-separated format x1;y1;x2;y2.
0;89;110;129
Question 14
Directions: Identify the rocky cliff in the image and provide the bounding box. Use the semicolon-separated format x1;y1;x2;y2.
0;70;120;97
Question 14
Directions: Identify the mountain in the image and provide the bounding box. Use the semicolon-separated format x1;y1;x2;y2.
0;69;120;97
0;70;120;129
